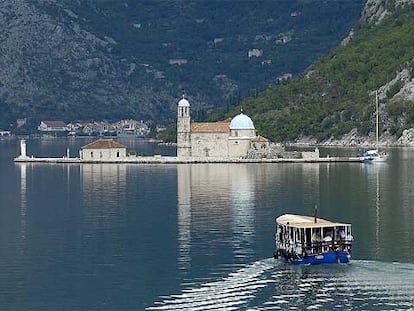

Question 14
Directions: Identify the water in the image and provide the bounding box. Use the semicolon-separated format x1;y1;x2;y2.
0;138;413;310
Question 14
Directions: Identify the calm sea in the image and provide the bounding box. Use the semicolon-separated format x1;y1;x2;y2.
0;138;413;310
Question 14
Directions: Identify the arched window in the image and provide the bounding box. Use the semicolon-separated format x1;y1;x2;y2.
117;151;120;157
90;151;93;158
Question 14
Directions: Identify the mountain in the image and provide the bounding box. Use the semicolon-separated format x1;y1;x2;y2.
231;0;414;145
0;0;363;130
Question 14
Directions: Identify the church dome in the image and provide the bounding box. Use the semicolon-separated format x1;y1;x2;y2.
230;113;255;130
178;97;190;107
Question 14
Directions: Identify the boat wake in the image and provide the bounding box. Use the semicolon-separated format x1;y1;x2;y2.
147;259;414;310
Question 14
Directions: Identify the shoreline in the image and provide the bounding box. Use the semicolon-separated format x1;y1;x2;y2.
13;155;366;164
3;134;414;148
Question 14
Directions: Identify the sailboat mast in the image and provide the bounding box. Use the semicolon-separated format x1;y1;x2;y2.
376;90;379;147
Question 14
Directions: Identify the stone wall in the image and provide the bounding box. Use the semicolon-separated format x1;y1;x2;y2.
191;132;229;157
228;138;251;158
302;148;320;160
245;142;285;159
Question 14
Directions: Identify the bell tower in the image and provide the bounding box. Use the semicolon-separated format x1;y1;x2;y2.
177;95;191;157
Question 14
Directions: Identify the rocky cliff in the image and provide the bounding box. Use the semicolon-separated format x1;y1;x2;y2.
0;0;179;128
0;0;363;130
360;0;414;25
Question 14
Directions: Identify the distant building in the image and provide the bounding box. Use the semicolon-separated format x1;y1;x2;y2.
169;59;188;66
248;49;263;58
79;139;127;160
255;34;273;41
177;96;260;158
156;125;167;133
38;121;68;134
213;38;224;45
275;33;292;45
250;135;271;150
16;118;27;128
277;73;293;83
0;130;11;136
115;119;150;137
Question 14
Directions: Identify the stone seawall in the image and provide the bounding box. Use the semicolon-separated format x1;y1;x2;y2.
14;155;365;164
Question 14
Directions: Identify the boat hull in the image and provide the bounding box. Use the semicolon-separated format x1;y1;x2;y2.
275;250;351;265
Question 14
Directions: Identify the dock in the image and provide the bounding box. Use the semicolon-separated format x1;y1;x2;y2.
14;155;365;164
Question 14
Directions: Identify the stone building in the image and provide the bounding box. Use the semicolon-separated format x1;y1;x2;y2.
80;139;127;160
176;96;268;158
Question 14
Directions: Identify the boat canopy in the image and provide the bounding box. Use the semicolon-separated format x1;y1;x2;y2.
276;214;350;229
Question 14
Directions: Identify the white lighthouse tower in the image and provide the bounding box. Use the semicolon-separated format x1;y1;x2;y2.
176;95;191;158
20;139;27;158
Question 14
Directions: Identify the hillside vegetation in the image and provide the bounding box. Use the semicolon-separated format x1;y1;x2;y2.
0;0;363;130
230;0;414;143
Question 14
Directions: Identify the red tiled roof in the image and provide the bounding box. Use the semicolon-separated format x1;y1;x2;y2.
81;139;126;149
42;120;67;127
251;135;269;142
191;122;230;133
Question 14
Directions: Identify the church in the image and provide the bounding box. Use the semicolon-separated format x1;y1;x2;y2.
176;96;271;158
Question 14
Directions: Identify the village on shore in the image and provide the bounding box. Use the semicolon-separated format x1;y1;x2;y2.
0;118;160;139
2;117;414;149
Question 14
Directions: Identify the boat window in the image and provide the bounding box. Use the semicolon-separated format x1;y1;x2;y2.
278;225;283;241
305;228;311;245
322;227;334;241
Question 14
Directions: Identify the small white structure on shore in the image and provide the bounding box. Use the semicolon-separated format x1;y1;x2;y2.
20;139;27;158
79;139;127;160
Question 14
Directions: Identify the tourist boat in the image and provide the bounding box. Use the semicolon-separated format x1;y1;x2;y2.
274;214;353;265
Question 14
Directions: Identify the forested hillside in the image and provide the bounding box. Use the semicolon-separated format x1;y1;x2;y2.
0;0;363;130
230;0;414;143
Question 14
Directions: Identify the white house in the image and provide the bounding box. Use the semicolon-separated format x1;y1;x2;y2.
79;139;127;160
38;121;68;132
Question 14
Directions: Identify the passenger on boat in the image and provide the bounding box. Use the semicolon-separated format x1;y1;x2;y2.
311;230;320;242
339;229;346;240
323;232;332;242
311;230;321;253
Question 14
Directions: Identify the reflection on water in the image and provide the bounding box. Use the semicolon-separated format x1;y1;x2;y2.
176;164;260;271
359;160;414;262
177;165;192;271
301;163;320;208
80;164;128;228
19;163;27;239
375;165;381;260
230;165;255;259
81;164;127;203
148;258;414;310
2;141;414;310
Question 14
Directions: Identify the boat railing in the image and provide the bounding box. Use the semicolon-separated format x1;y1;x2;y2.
307;240;352;254
278;240;351;255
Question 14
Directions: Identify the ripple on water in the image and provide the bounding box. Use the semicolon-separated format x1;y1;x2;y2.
147;259;414;310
